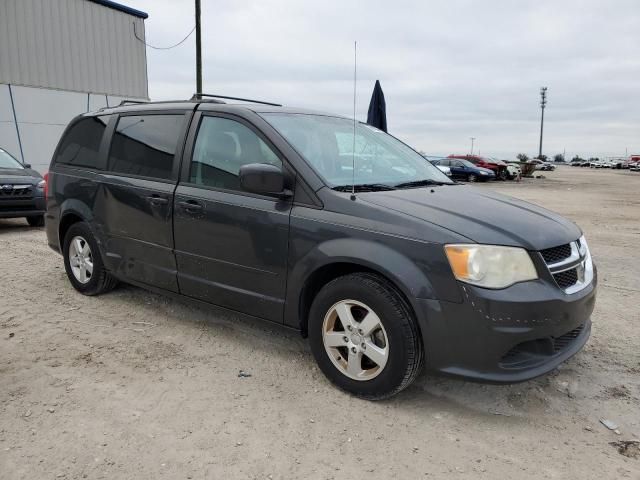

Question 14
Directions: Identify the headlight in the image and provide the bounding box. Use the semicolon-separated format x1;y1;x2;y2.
444;244;538;289
36;180;46;189
479;171;487;175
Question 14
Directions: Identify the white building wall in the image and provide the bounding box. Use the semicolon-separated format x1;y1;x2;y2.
0;86;135;173
0;85;22;163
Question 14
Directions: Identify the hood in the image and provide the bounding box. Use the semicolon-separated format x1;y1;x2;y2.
489;160;506;166
359;185;581;250
0;168;43;185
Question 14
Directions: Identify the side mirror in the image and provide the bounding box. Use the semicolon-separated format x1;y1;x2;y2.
24;163;32;169
239;163;292;198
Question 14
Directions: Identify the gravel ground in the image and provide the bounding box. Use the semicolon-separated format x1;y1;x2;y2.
1;166;639;479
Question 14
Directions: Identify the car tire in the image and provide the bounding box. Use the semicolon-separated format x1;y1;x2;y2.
308;273;424;400
26;215;44;227
498;170;508;181
467;174;477;182
62;222;118;296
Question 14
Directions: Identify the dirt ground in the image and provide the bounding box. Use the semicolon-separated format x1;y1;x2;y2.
1;166;639;479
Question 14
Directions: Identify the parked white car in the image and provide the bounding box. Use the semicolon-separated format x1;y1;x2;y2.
506;163;522;179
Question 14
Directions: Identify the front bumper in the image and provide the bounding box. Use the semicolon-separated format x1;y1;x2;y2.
415;270;597;383
0;196;45;218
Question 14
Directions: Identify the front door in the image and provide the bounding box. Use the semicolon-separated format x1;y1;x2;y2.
173;113;292;322
96;112;189;292
448;160;466;179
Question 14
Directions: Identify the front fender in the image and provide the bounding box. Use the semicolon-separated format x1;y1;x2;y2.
283;236;458;330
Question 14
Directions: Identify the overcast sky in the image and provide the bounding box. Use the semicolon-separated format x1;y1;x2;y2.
126;0;639;160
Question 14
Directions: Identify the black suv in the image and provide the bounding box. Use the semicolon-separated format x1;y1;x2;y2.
45;96;596;399
0;147;46;226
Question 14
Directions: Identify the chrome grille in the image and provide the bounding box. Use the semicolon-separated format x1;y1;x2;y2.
554;269;578;289
539;237;593;294
540;244;571;264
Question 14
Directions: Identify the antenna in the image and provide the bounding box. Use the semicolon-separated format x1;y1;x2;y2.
351;41;357;201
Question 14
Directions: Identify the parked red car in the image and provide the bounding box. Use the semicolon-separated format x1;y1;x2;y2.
447;155;508;180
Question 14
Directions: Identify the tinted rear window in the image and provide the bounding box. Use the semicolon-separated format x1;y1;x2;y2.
55;116;110;169
108;114;184;180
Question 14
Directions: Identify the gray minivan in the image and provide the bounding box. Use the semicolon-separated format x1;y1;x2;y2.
45;96;596;399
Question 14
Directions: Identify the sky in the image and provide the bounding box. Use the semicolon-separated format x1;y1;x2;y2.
125;0;639;160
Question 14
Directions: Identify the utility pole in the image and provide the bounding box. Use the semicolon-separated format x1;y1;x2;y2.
470;137;475;155
538;87;547;159
195;0;202;94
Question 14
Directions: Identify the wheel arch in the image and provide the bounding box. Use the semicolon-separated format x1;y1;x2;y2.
57;200;95;250
284;238;434;336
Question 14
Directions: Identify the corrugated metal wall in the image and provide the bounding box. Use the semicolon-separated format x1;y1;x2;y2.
0;0;148;99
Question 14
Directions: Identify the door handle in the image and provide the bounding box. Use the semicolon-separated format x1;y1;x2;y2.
177;200;203;212
146;195;169;205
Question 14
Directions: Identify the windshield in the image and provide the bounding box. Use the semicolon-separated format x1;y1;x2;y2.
0;149;23;169
262;114;452;188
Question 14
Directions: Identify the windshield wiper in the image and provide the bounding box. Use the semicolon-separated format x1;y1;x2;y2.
332;183;396;192
394;179;452;189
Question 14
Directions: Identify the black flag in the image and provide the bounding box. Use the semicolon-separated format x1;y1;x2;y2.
366;80;387;132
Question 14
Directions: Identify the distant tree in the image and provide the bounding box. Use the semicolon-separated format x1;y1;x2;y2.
589;157;600;162
571;155;583;163
537;154;548;161
516;153;529;162
553;153;565;163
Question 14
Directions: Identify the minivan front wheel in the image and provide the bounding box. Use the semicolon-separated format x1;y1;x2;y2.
309;273;423;400
62;222;118;295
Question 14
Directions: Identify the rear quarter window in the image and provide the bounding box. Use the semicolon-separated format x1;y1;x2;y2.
55;116;111;169
107;114;184;180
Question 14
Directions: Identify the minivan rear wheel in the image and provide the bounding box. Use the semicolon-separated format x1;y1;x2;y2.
62;222;118;296
308;273;423;400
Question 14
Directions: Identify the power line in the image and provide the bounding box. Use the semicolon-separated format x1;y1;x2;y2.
133;22;196;50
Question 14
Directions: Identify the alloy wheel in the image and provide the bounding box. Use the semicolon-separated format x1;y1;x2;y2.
322;299;389;381
68;236;93;284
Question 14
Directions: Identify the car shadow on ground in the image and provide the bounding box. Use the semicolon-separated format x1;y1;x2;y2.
0;218;41;233
101;281;563;421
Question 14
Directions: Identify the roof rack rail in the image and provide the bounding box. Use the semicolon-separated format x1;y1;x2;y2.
190;93;282;107
117;99;150;106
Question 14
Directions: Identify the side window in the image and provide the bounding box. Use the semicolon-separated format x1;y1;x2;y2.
55;116;110;169
190;116;282;191
108;114;184;180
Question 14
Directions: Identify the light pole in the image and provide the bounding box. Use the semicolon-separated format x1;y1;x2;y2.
538;87;547;159
470;137;475;155
195;0;202;94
